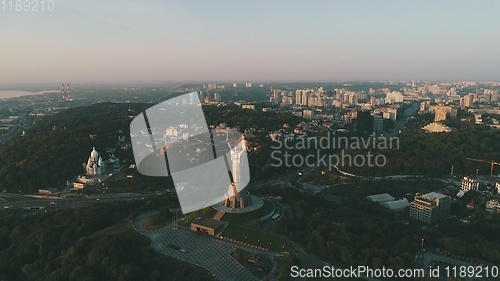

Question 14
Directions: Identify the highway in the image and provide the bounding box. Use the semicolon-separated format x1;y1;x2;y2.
387;102;420;137
0;192;159;210
0;166;302;212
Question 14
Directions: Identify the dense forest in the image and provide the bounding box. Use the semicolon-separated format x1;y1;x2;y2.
0;196;211;281
343;116;500;176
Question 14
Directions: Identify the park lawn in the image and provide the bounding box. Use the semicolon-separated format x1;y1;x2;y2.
221;224;292;252
142;212;172;231
202;206;217;218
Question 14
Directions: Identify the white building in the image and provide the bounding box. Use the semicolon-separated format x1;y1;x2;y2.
84;147;106;176
422;122;451;133
461;176;479;192
241;104;255;110
385;91;404;104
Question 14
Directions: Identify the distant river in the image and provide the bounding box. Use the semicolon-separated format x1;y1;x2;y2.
0;90;57;99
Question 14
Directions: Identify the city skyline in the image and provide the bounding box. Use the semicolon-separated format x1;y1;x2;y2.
2;0;500;84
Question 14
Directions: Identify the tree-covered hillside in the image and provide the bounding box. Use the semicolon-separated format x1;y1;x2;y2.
0;102;303;193
344;117;500;176
0;102;149;193
0;197;211;281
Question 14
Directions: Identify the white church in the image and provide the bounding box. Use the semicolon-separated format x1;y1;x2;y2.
83;147;106;176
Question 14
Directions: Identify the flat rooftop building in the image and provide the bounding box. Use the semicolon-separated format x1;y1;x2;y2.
410;192;450;224
383;199;410;211
461;176;479;192
486;200;500;214
366;193;395;203
190;217;227;236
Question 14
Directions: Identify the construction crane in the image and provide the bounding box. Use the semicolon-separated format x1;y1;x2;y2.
466;158;500;176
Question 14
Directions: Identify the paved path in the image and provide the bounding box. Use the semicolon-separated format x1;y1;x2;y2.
134;212;261;281
388;101;420;137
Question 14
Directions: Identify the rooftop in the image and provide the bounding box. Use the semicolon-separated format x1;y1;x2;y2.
383;199;410;211
426;192;448;199
422;122;451;133
415;192;448;203
462;176;478;183
366;193;395;203
191;217;226;229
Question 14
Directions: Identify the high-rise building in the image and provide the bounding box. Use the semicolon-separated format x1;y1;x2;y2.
410;192;450;224
418;86;428;95
370;96;376;107
295;90;302;105
460;94;475;108
447;87;457;97
281;95;292;105
382;108;397;121
317;97;326;107
348;93;358;105
461;176;479;192
301;91;308;106
271;89;281;104
434;103;447;122
420;100;430;114
245;82;252;88
358;91;367;101
484;93;492;102
306;96;314;107
491;91;498;102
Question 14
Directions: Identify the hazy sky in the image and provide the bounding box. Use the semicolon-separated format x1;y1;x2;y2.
2;0;500;84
